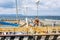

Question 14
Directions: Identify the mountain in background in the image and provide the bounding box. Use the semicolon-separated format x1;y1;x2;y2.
0;14;23;17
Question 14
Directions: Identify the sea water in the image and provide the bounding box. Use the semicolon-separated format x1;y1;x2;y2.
0;14;60;20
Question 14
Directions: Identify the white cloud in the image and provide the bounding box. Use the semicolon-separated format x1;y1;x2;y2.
0;0;60;16
40;0;60;8
0;0;16;14
0;7;16;14
0;0;60;10
0;0;15;3
20;0;60;10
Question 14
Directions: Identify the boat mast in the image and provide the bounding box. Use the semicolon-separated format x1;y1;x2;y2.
15;0;19;24
25;7;28;26
36;0;40;17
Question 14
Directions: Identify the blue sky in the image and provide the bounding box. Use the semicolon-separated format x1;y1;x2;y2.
0;0;60;16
